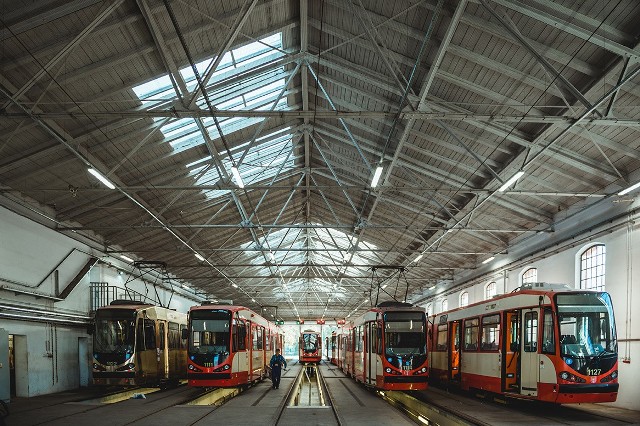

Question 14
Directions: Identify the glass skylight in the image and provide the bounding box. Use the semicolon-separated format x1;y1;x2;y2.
131;33;293;199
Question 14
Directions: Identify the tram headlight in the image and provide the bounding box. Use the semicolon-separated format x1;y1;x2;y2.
224;364;230;370
93;363;105;371
385;368;391;373
421;367;427;373
559;371;569;380
188;364;202;372
611;370;618;379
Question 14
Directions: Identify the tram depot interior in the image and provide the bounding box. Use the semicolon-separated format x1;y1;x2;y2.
1;0;640;421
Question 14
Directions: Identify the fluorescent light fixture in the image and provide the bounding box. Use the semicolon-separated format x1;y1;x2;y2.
232;283;238;288
413;253;424;263
381;284;388;289
195;253;205;261
88;168;115;189
618;181;640;196
231;166;244;188
482;256;495;264
370;165;383;188
429;285;436;290
251;298;256;302
119;255;133;262
498;170;524;192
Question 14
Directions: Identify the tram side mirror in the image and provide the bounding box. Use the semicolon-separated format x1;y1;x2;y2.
182;328;188;340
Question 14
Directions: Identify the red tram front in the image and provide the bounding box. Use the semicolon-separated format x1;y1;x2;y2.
186;305;282;388
299;330;322;363
351;301;429;391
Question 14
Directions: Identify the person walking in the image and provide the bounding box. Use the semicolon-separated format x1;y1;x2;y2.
269;348;287;389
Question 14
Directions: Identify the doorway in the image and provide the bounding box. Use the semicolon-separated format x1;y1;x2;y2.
10;335;28;397
78;337;89;387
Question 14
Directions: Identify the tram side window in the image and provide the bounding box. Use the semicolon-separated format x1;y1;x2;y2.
233;319;247;351
464;318;479;351
266;330;272;351
524;311;538;352
169;322;180;349
355;326;363;352
144;319;156;350
376;325;382;354
542;309;555;354
257;327;264;350
179;324;187;349
436;324;448;351
481;315;500;351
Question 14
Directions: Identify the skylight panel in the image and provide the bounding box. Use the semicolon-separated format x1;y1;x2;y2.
131;33;290;201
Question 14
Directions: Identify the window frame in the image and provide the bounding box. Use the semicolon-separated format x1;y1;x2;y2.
579;244;606;291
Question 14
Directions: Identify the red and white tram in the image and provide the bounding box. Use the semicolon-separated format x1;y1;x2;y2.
299;329;322;363
428;283;618;403
345;301;429;391
185;304;283;388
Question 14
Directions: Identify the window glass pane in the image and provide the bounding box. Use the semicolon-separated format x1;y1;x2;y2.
522;268;537;284
481;315;500;350
464;318;479;351
580;245;605;291
485;282;496;299
460;292;469;307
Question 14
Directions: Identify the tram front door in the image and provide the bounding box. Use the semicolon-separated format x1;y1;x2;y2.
520;309;539;396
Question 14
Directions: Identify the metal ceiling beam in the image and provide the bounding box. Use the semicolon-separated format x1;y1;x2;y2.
486;0;640;60
4;109;639;125
479;0;600;112
1;0;124;110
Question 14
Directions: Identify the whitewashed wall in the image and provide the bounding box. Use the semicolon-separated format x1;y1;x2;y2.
422;219;639;410
0;205;201;397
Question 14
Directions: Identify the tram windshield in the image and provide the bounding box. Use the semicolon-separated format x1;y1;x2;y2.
383;312;426;356
93;310;136;354
302;333;318;353
190;310;231;355
556;292;617;359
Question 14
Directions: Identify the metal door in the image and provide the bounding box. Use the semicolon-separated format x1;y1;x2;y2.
366;322;376;385
521;309;539;396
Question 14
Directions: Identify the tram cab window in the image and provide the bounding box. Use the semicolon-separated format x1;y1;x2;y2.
542;309;555;354
143;319;156;350
464;318;479;351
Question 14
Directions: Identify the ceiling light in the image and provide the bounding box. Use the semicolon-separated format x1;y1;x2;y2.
618;181;640;196
119;255;133;262
498;170;524;192
195;253;205;261
88;168;115;189
251;298;256;302
413;253;424;263
381;284;387;289
231;166;244;188
232;283;238;288
370;165;383;188
429;285;436;290
482;256;495;264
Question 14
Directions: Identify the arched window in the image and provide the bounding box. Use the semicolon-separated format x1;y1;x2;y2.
441;299;448;312
460;291;469;307
522;267;537;284
485;282;496;300
426;303;433;316
580;244;606;291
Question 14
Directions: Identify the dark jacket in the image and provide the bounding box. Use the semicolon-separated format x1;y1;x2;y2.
269;354;287;370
